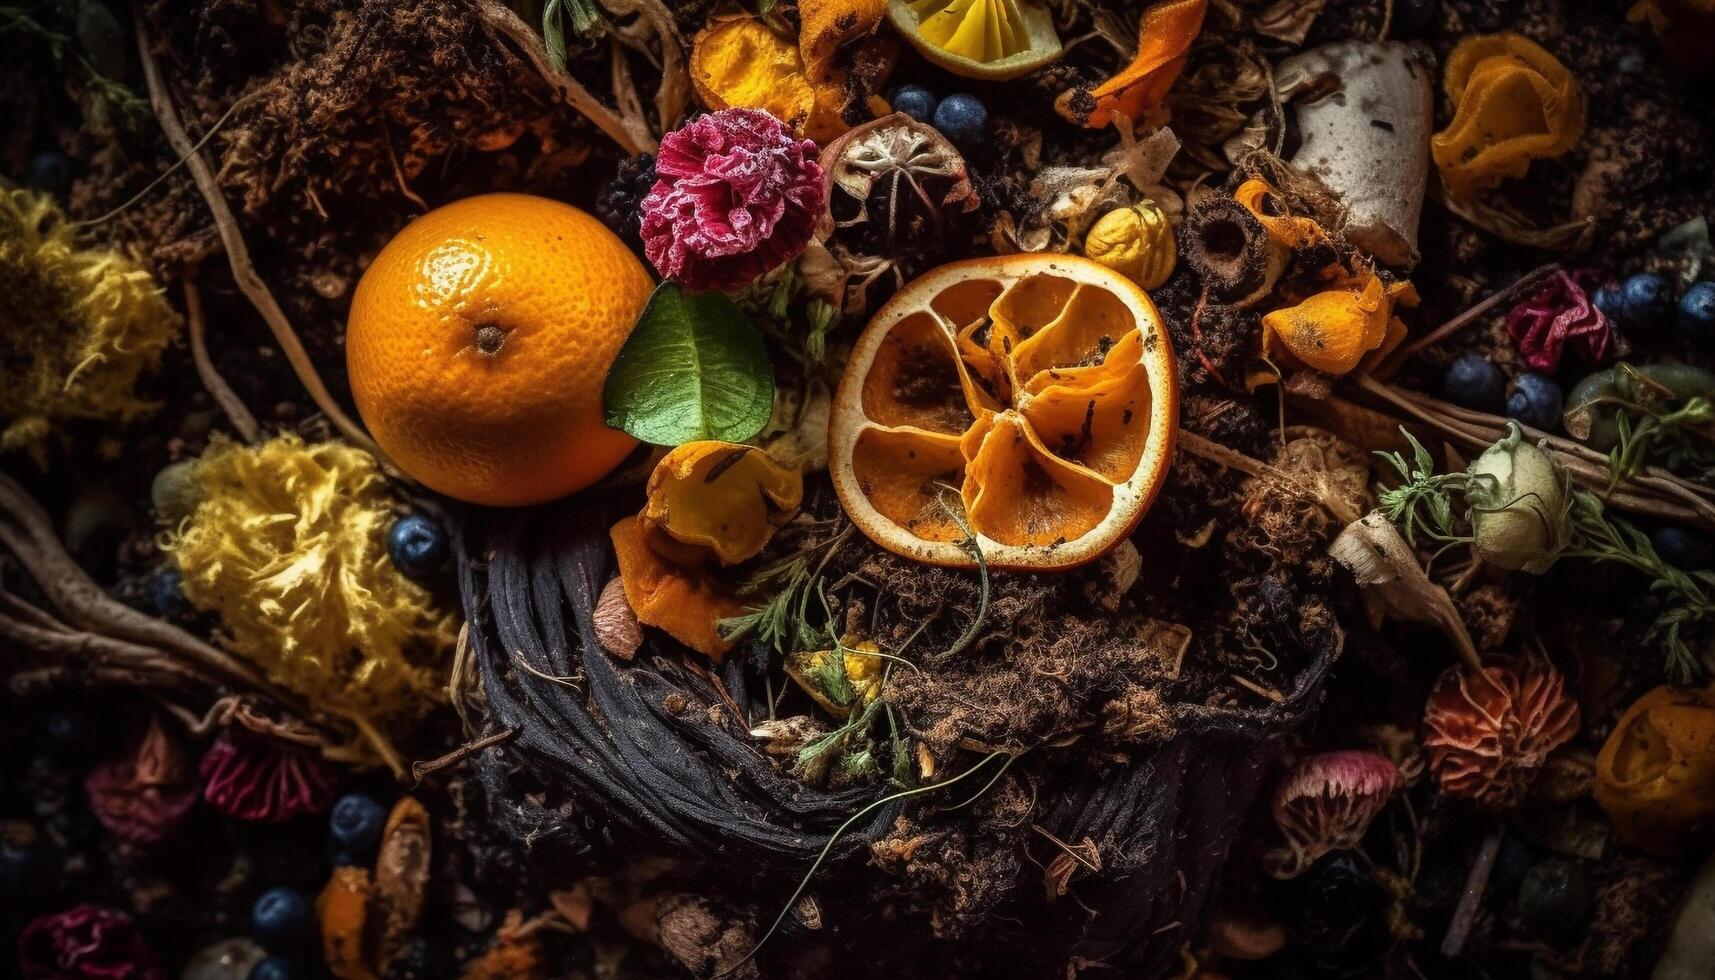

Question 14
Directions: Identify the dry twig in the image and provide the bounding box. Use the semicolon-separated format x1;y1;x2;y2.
183;276;261;443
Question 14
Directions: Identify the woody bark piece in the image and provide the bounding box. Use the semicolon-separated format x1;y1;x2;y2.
1274;41;1432;267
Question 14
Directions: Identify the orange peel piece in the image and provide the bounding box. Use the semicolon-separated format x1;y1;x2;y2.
1595;684;1715;856
1055;0;1207;129
318;866;378;980
642;441;803;566
691;15;849;143
801;0;888;84
1431;33;1584;203
1234;178;1329;253
829;254;1178;570
1261;272;1416;377
611;515;746;660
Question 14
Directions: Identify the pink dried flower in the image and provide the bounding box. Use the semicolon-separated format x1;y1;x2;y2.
83;715;196;845
642;109;825;293
1505;269;1614;373
1422;656;1580;810
199;731;336;823
1268;750;1397;878
18;905;165;980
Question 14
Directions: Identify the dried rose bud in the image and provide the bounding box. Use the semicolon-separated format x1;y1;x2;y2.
1505;269;1614;373
1269;750;1397;877
199;731;336;823
83;714;197;845
19;905;165;980
641;109;825;293
1422;656;1580;809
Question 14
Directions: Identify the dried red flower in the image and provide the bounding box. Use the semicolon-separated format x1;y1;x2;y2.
642;108;825;293
1269;750;1397;877
82;715;196;845
199;731;336;823
1421;656;1580;809
18;905;165;980
1505;269;1614;373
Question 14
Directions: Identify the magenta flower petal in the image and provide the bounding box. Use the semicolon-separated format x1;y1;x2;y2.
1269;750;1397;877
83;715;196;846
18;905;165;980
642;109;825;293
1505;269;1615;373
199;732;336;823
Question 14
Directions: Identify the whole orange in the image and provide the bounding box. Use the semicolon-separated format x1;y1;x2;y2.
347;194;653;506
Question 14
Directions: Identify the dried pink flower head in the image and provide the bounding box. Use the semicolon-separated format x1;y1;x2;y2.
1422;656;1580;810
642;109;825;293
1268;750;1397;877
1505;269;1614;373
83;715;196;845
18;905;165;980
199;731;336;823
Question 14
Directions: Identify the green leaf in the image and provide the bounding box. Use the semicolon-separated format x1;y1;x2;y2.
604;282;776;446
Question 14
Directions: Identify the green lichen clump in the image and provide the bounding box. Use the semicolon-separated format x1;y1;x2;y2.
163;435;456;742
0;186;180;462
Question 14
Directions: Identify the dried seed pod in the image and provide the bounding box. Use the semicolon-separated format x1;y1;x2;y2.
594;577;643;660
1268;750;1397;878
1178;196;1282;306
1084;200;1178;290
1422;656;1579;809
372;797;431;972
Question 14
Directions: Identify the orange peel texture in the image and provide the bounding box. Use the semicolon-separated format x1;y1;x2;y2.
828;255;1178;570
1056;0;1207;129
1261;272;1415;377
1431;33;1584;203
691;16;849;143
610;516;746;660
1595;684;1715;856
641;441;804;566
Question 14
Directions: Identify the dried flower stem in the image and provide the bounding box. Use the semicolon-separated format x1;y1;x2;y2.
134;13;385;464
183;277;261;443
1440;823;1504;958
410;727;519;785
1376;264;1561;377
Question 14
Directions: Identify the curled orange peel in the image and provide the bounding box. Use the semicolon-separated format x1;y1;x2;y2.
642;441;804;567
1234;178;1329;254
1431;33;1584;203
1595;684;1715;856
611;515;746;661
1056;0;1207;129
1260;272;1415;377
801;0;888;84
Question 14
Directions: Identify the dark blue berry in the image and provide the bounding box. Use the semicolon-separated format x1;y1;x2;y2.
26;151;73;198
1515;857;1592;937
931;94;988;152
0;824;64;901
1678;281;1715;338
147;567;191;617
889;84;938;124
247;957;302;980
1392;0;1438;37
387;513;448;580
250;887;313;954
1616;272;1672;330
1592;282;1624;323
1653;525;1712;569
1442;353;1506;413
1505;372;1563;432
328;794;388;860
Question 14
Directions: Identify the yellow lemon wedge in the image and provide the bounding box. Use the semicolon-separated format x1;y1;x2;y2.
888;0;1062;80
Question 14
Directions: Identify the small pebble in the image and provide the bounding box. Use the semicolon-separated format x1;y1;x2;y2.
1443;353;1507;414
1505;373;1564;432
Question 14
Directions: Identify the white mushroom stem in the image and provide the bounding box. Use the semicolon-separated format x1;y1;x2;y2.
1274;41;1432;267
1654;849;1715;980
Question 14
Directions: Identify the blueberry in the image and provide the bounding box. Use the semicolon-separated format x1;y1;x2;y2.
1653;525;1712;569
931;94;988;152
26;151;73;198
328;794;387;860
0;823;64;902
250;887;313;954
387;513;448;579
889;84;938;124
1442;353;1507;413
1505;373;1564;432
147;566;191;618
247;957;302;980
1592;282;1625;323
1392;0;1438;37
1515;857;1592;937
1615;272;1673;330
1678;281;1715;339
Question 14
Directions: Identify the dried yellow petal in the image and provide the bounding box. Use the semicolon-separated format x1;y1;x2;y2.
1431;33;1584;203
642;441;803;567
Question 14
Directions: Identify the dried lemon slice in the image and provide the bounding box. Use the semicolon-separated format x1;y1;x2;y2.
887;0;1062;81
829;255;1177;570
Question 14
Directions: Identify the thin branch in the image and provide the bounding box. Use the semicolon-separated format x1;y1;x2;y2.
1375;264;1561;378
134;11;386;462
183;276;261;443
1177;429;1362;525
411;727;519;785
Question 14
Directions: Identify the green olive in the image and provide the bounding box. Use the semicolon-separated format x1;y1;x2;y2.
1563;364;1715;451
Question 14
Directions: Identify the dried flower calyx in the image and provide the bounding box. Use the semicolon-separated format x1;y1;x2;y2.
1595;684;1715;855
643;109;826;293
1431;33;1584;203
1421;655;1580;809
1268;750;1397;878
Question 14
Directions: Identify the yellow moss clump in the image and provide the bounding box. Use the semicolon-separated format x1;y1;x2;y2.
164;435;455;738
0;186;180;463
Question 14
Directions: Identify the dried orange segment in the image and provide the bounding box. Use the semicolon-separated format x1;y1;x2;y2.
830;255;1178;570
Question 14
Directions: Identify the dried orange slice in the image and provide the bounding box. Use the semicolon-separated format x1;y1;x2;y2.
829;255;1177;569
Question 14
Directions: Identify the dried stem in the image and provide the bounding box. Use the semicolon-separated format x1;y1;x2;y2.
1441;823;1504;958
473;0;658;155
410;726;518;785
1374;264;1561;378
1177;430;1362;525
134;12;386;463
183;276;261;443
